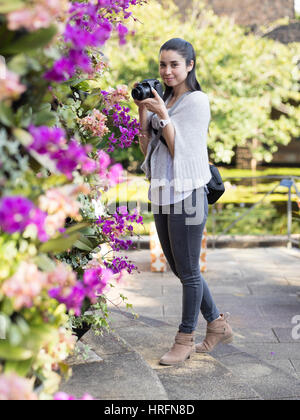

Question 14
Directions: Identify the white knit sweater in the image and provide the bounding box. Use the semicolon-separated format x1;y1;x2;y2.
141;90;212;193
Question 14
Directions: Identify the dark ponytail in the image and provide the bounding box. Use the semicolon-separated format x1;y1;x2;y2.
159;38;201;101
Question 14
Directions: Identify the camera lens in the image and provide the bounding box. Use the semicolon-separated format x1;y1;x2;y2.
131;86;143;100
131;83;152;100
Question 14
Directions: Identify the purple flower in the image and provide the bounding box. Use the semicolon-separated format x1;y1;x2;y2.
116;23;128;45
69;49;92;73
104;256;137;275
0;196;48;242
96;208;143;253
83;267;113;303
49;283;86;316
44;57;76;82
28;128;94;180
28;125;66;154
0;196;34;234
103;105;140;151
64;18;112;48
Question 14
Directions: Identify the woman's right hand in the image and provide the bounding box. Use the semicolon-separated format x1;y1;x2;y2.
132;82;146;109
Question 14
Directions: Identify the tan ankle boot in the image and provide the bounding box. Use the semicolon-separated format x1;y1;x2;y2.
159;331;195;366
196;312;233;353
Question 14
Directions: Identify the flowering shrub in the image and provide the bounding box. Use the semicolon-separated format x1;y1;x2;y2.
0;373;39;400
0;0;146;400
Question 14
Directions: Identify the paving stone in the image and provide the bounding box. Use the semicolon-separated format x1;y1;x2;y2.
210;351;300;400
273;327;300;343
213;327;278;344
227;342;300;360
156;356;260;400
291;360;300;372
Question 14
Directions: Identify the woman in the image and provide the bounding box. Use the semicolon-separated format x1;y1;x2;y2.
134;38;233;366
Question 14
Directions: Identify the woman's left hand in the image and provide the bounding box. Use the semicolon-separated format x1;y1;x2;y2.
140;88;167;117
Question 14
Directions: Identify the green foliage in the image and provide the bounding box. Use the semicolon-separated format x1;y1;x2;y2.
0;26;57;54
102;0;300;165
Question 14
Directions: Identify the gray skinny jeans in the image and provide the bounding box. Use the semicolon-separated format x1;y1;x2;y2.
153;187;220;333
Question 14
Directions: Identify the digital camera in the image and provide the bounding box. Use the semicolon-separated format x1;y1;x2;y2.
131;79;164;101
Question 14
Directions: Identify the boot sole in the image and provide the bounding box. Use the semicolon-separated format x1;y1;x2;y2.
223;336;234;344
196;335;234;353
159;354;192;366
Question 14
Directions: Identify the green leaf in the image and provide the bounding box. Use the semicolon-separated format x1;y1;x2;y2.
34;254;56;272
4;359;34;377
13;127;33;147
8;324;23;346
39;232;81;253
42;174;68;189
0;0;25;13
32;109;57;126
0;102;15;127
0;341;33;361
0;26;57;54
73;235;95;251
15;105;33;127
64;222;90;235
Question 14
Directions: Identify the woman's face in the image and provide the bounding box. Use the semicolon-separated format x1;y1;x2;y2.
159;49;193;89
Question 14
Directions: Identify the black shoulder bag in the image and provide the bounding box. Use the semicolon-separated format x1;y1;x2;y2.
206;164;225;204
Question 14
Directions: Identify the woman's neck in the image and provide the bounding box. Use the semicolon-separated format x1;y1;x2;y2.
171;84;190;100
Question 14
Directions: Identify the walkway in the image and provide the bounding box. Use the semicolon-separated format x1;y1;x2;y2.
59;247;300;400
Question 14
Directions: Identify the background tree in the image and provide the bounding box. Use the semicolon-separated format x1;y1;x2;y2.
102;0;300;167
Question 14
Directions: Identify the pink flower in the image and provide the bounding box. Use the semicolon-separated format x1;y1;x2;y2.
1;262;47;310
79;109;109;138
101;85;129;107
0;69;26;101
107;163;124;186
54;392;94;400
7;0;70;32
98;150;111;175
53;392;76;400
0;373;38;401
47;262;77;288
38;184;86;236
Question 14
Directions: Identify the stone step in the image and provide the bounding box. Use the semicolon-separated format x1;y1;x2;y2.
59;327;168;400
107;309;261;400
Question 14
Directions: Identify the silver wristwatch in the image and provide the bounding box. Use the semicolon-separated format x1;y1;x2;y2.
159;118;170;128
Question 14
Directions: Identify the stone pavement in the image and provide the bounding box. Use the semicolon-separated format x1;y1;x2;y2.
59;246;300;400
